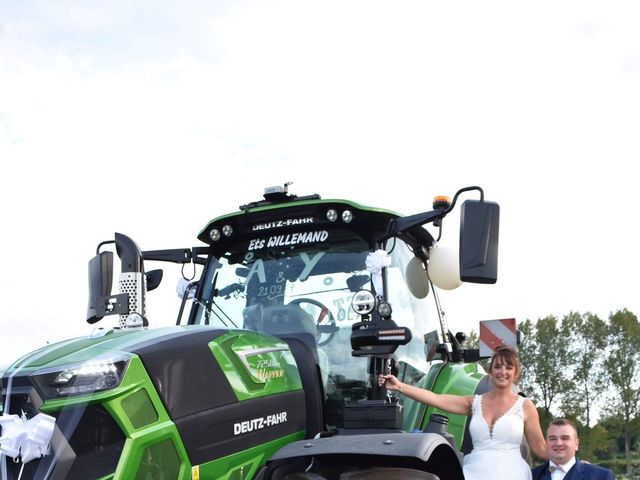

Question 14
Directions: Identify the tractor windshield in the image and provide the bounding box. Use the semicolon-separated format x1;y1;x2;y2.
190;235;433;427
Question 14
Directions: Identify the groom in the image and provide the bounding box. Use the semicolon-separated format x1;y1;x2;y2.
532;418;615;480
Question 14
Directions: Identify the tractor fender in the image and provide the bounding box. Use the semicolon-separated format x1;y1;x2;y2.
258;431;464;480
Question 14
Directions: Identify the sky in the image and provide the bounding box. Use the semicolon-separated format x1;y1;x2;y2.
1;1;639;368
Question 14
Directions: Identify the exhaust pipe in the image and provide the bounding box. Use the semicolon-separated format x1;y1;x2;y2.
114;233;146;328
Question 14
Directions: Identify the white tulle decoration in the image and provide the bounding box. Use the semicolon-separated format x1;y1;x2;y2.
0;412;55;464
427;245;462;290
176;278;196;299
366;250;391;296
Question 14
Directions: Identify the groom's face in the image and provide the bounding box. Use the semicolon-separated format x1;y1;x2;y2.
546;424;580;465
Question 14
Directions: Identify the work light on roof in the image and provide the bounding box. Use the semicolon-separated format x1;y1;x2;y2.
342;210;353;223
222;225;233;237
210;229;221;241
326;209;338;222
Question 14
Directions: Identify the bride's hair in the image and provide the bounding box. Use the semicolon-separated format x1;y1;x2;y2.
489;345;521;382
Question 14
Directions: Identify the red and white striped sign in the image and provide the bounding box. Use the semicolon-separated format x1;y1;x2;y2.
479;318;517;357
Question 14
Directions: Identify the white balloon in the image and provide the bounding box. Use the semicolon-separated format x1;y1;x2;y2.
427;245;462;290
405;256;429;299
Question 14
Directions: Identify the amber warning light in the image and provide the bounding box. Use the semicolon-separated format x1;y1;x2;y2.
432;195;451;210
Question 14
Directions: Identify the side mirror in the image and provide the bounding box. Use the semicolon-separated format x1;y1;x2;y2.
146;269;163;291
346;274;370;293
86;245;131;324
459;200;500;284
87;251;114;324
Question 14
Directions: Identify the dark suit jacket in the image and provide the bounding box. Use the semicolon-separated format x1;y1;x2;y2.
531;458;615;480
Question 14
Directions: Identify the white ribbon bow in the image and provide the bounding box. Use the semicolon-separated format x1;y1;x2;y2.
0;412;56;464
365;250;391;296
176;278;196;299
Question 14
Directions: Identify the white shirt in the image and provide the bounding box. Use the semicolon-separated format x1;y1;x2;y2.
550;457;577;480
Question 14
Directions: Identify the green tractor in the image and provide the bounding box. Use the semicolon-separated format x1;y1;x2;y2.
0;184;500;479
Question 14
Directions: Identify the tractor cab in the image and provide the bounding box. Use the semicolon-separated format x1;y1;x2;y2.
187;193;427;431
178;184;499;434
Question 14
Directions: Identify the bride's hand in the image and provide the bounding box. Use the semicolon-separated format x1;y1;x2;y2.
378;374;401;391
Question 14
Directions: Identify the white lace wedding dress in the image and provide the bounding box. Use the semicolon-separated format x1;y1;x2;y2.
462;394;532;480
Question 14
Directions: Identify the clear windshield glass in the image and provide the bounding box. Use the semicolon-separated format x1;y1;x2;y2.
191;237;434;427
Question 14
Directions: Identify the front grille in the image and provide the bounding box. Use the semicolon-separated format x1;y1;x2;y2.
2;382;125;480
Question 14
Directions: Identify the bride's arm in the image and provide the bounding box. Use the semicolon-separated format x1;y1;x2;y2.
523;399;549;460
379;374;473;416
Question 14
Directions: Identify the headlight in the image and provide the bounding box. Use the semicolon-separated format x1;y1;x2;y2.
31;356;129;399
377;301;392;319
351;289;376;316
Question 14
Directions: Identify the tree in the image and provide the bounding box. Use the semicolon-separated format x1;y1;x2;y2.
584;423;616;462
518;316;569;425
517;318;537;398
461;329;479;349
559;311;608;428
459;329;491;371
598;414;640;460
603;309;640;477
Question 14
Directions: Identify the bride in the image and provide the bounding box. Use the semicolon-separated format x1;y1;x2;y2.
379;345;548;480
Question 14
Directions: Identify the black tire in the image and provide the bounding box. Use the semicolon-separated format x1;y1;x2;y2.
284;474;328;480
338;468;439;479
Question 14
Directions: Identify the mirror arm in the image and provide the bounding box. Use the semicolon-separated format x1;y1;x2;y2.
382;186;485;241
143;248;193;263
443;185;485;215
142;247;210;265
384;210;444;240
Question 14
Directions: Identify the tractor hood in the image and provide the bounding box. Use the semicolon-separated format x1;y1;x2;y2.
1;325;299;409
4;326;217;373
1;326;237;407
